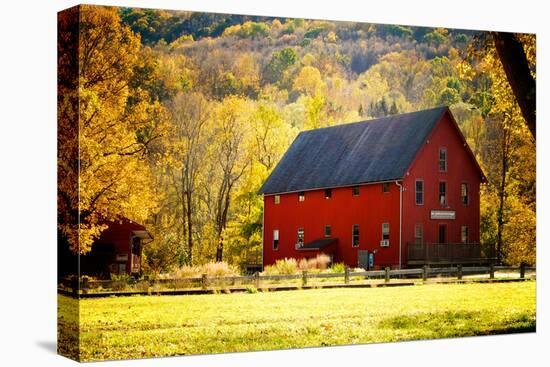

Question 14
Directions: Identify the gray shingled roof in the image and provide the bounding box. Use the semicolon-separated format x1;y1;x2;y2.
259;106;448;195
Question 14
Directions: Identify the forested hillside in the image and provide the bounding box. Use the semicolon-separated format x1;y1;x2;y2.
58;5;535;272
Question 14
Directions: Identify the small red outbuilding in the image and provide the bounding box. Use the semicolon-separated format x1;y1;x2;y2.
259;107;486;269
80;219;153;278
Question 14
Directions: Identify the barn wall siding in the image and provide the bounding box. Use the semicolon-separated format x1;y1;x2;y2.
263;183;401;268
402;112;482;255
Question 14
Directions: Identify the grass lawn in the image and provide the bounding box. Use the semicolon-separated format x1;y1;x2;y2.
58;281;536;361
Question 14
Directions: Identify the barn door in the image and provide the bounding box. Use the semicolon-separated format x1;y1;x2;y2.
358;250;369;269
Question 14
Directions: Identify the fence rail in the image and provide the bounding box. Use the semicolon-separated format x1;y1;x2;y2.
58;264;535;298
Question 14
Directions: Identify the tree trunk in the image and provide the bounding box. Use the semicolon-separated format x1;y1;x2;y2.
216;239;223;262
186;189;193;265
492;32;536;140
496;128;509;265
180;168;188;265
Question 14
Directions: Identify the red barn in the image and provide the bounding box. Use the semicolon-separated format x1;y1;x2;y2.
259;107;487;269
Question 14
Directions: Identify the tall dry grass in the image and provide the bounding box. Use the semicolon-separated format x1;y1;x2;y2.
162;262;240;279
298;254;331;271
262;254;332;275
262;258;298;275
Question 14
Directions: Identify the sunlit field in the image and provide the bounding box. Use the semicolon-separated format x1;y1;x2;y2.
58;281;536;361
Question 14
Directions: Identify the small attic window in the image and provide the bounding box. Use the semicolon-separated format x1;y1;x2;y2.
274;195;280;204
298;192;305;202
324;189;332;199
382;183;390;193
352;186;360;196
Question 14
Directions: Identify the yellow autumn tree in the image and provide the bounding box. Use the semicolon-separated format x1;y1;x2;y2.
293;66;326;97
476;39;536;265
58;5;167;254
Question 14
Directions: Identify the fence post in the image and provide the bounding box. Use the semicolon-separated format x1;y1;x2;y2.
201;274;208;290
489;264;495;279
344;266;350;284
384;267;390;283
302;270;308;287
457;264;463;280
72;277;79;298
520;262;526;279
82;277;89;294
422;265;428;281
254;272;260;288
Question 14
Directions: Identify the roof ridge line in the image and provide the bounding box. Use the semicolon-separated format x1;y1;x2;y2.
300;106;448;133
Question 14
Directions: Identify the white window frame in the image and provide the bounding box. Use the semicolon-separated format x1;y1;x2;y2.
297;228;304;248
415;179;424;205
352;224;360;247
298;192;305;202
324;225;332;237
461;182;470;206
274;195;280;204
414;224;423;245
461;225;469;243
382;222;390;241
439;147;447;172
273;229;279;250
439;181;447;206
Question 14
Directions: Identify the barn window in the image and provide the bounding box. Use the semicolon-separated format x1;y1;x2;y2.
461;183;469;205
461;226;469;243
439;148;447;172
439;181;447;206
382;182;390;193
297;228;304;248
382;223;390;241
273;229;279;250
414;224;423;245
352;186;360;196
274;195;280;204
352;224;360;247
324;189;332;199
298;192;305;202
324;225;332;237
438;224;447;244
415;180;424;205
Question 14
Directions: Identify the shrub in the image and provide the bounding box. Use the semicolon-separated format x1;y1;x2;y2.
245;286;258;294
110;273;131;282
109;273;131;291
331;262;346;274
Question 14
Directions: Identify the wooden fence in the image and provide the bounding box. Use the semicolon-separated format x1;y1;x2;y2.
58;264;535;298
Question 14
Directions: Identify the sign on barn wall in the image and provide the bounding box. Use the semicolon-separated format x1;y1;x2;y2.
430;210;456;220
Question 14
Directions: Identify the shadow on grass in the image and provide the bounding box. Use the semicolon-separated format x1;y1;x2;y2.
378;310;535;337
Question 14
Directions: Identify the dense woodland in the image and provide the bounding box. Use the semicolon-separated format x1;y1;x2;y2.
58;5;536;273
